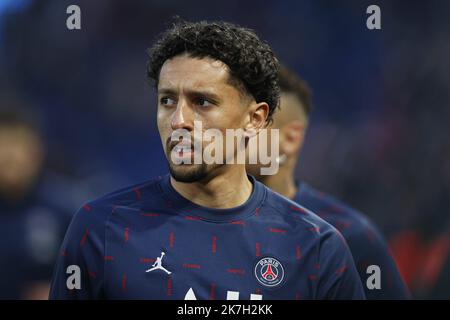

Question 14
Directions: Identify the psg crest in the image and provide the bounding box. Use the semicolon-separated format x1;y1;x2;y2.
254;257;285;287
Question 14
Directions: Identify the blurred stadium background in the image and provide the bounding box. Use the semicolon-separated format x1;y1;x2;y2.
0;0;449;299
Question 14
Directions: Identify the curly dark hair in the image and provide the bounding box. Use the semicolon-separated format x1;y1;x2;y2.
146;19;280;124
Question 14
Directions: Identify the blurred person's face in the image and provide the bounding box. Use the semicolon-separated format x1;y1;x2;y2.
157;54;268;183
246;92;306;178
0;125;44;200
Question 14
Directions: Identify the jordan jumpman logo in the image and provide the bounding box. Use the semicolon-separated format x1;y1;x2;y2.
145;251;172;275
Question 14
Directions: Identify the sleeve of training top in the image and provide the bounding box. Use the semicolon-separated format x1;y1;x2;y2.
346;223;411;299
49;202;109;300
317;230;366;299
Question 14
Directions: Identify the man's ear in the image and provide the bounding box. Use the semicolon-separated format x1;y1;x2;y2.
244;102;269;138
280;120;306;156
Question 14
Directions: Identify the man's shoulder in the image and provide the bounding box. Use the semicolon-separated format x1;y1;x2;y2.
299;183;370;223
262;185;340;239
298;183;383;243
90;175;165;207
71;175;167;225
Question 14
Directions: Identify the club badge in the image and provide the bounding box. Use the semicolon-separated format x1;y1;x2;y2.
254;256;284;287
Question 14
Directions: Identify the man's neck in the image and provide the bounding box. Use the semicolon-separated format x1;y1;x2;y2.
258;166;297;200
170;165;253;209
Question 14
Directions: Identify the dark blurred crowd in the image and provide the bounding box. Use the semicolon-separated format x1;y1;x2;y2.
0;0;448;299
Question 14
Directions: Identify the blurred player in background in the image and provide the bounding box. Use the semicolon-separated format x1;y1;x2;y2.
247;66;410;299
0;107;72;299
49;20;365;300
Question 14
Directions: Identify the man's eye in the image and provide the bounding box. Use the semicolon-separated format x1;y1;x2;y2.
195;98;213;107
160;97;176;106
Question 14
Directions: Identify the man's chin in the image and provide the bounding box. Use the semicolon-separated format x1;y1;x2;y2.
168;163;209;183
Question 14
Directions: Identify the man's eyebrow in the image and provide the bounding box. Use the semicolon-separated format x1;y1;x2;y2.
158;88;222;101
158;88;177;95
186;89;222;101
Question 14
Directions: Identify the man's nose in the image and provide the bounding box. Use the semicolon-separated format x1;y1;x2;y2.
171;100;194;131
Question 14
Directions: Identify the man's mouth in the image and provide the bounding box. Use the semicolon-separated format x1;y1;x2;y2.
168;139;195;161
172;143;193;158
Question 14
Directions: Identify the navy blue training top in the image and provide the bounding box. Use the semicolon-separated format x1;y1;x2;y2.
295;182;410;299
49;175;365;300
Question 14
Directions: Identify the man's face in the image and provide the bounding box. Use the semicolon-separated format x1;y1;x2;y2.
246;93;305;178
0;126;44;197
157;54;250;182
245;125;278;179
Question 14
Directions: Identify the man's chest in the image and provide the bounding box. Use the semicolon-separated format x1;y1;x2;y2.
102;221;319;299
